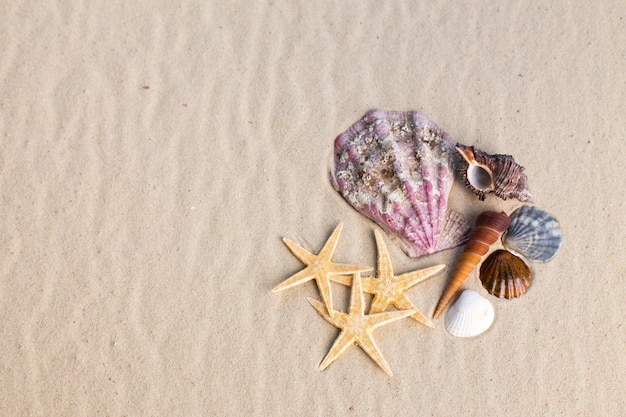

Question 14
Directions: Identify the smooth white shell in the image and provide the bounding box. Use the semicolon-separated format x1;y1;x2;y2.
445;290;495;338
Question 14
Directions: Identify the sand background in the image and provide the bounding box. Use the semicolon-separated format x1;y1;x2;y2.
1;1;624;415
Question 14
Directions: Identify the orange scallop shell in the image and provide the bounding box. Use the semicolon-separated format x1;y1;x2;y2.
433;211;511;318
479;249;532;299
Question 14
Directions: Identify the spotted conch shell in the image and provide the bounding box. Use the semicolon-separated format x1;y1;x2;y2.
332;110;471;258
456;144;534;202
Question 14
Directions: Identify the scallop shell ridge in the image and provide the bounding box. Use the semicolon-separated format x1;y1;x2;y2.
480;250;532;299
503;205;563;262
445;290;495;338
333;110;471;258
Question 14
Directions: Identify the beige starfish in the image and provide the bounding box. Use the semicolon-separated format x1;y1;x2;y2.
272;223;372;319
333;230;445;328
308;272;415;376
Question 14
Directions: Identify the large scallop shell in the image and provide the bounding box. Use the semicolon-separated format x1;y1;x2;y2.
332;110;471;258
445;289;495;338
503;205;563;262
456;144;533;202
480;250;532;299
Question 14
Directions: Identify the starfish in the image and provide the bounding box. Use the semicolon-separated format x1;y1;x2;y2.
272;223;372;319
308;272;415;376
333;230;445;328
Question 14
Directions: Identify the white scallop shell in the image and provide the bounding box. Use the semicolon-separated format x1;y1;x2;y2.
503;205;563;262
445;290;495;338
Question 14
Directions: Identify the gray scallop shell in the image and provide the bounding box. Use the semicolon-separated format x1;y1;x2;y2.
503;205;563;262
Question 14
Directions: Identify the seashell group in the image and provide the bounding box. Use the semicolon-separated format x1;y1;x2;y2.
456;144;533;202
503;205;563;262
479;249;532;299
445;290;495;338
332;110;471;258
330;111;561;338
433;211;510;318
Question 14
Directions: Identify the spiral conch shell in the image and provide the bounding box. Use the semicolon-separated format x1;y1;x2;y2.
456;144;534;202
445;289;495;338
480;249;532;299
433;211;510;318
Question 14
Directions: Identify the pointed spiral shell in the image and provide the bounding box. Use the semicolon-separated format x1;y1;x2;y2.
433;211;510;318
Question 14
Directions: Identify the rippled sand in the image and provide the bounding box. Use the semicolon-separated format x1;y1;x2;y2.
0;1;624;415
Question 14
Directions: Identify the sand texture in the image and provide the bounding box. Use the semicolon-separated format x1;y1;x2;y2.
0;1;624;415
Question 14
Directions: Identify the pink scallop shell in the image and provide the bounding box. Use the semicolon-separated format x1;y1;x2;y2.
332;110;471;258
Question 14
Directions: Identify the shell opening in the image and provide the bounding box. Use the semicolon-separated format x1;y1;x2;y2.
467;164;494;191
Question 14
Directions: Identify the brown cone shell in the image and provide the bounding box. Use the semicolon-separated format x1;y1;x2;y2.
480;249;532;299
433;211;511;318
456;144;534;202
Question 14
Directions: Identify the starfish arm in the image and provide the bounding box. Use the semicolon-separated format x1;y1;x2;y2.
395;264;445;288
329;273;353;287
272;267;314;292
409;310;435;328
368;293;391;315
319;330;356;371
366;309;416;329
392;296;434;328
358;332;393;377
282;238;315;264
348;272;366;316
328;262;373;275
316;275;336;319
307;297;343;327
317;223;343;259
374;230;394;279
359;276;379;294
